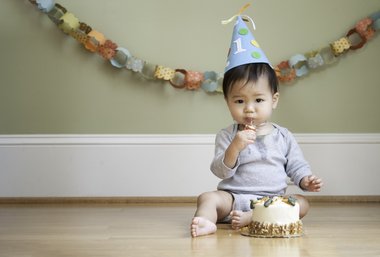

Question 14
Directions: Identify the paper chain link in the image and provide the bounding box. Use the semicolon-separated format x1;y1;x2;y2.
28;0;379;94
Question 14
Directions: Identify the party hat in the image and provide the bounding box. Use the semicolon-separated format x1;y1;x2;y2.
223;4;271;73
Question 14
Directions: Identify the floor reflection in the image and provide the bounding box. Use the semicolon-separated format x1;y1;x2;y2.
191;224;303;257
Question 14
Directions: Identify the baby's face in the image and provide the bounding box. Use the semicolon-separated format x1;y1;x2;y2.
225;76;279;126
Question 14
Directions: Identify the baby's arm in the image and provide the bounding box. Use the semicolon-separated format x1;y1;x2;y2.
224;128;256;168
300;175;323;192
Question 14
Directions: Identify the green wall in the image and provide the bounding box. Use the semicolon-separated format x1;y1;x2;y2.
1;0;379;134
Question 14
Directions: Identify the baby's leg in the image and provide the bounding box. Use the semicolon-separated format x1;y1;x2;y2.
191;191;233;237
230;210;253;230
290;194;310;218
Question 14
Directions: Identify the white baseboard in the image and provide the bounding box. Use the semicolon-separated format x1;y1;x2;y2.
1;134;380;197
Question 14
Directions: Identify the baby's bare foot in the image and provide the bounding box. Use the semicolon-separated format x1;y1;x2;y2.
191;217;217;237
230;210;252;230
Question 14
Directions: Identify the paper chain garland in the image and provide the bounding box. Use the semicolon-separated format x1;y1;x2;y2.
28;0;380;94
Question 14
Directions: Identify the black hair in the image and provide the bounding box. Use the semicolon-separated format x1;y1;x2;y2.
222;63;278;99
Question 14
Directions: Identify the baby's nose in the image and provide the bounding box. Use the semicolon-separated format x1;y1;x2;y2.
244;103;255;112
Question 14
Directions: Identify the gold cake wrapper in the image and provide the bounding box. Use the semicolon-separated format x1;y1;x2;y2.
240;220;303;238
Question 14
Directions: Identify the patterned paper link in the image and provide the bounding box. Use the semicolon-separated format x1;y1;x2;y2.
26;0;379;91
330;37;351;56
58;12;80;34
155;66;175;80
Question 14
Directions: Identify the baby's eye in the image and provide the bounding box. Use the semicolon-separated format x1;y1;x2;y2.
256;98;264;103
235;99;244;104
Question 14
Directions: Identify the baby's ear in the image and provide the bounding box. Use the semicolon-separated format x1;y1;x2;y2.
272;92;280;109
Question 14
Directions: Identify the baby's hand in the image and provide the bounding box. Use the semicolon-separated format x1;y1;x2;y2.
300;175;323;192
232;128;256;152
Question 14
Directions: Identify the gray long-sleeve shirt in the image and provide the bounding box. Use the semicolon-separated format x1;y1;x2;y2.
211;123;311;196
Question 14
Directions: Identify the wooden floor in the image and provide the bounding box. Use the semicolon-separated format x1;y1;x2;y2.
0;202;379;257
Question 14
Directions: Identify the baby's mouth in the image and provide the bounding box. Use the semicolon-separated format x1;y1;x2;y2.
244;118;254;125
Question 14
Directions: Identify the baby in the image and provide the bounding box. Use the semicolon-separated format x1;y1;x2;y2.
190;63;323;237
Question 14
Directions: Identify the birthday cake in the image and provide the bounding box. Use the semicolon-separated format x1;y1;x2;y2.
241;196;303;238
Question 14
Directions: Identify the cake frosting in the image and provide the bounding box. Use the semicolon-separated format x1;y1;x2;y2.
241;196;303;238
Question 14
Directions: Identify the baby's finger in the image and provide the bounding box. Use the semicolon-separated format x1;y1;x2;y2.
247;139;255;145
314;182;323;191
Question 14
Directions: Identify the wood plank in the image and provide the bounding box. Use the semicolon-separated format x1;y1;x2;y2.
0;203;379;257
1;195;380;204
